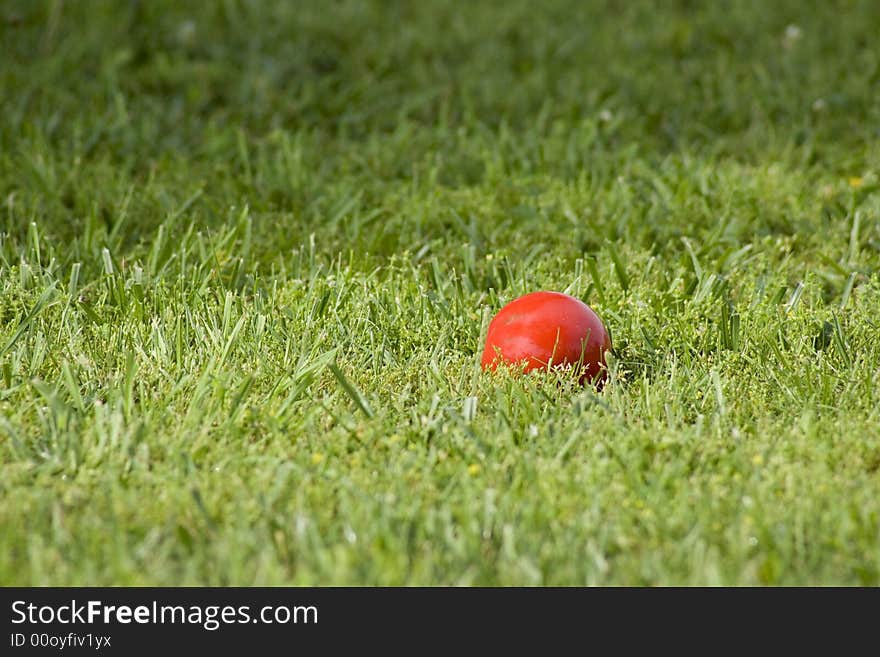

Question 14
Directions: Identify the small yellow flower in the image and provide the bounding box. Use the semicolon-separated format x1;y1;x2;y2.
311;453;325;465
467;463;481;476
849;177;864;189
752;454;764;466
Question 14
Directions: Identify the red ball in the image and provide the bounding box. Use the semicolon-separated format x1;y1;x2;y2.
481;291;612;384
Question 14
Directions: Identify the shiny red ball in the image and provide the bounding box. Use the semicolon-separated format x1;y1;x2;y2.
481;291;611;384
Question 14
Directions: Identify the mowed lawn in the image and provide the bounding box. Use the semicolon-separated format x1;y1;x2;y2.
1;0;879;586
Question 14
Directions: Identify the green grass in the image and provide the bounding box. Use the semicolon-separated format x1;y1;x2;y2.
1;0;879;585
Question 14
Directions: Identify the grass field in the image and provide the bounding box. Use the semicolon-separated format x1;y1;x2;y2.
1;0;879;585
